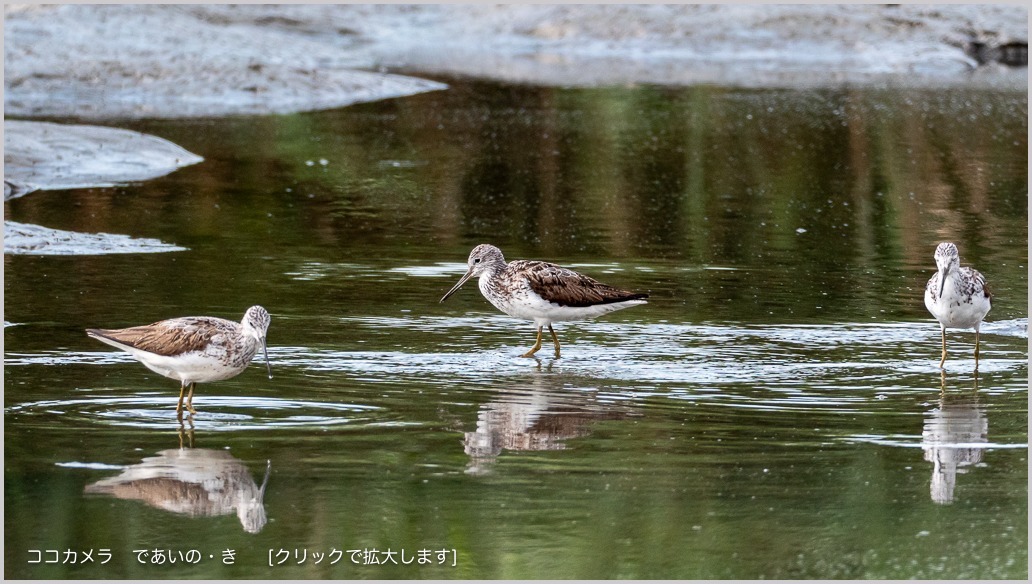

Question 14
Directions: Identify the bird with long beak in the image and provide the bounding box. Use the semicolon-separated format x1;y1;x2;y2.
923;243;991;369
87;305;272;418
440;244;648;358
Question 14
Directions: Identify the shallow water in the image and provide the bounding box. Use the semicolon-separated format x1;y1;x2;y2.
4;79;1028;579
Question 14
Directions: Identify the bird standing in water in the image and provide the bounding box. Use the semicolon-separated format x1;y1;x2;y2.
87;305;272;418
924;243;991;369
441;244;648;358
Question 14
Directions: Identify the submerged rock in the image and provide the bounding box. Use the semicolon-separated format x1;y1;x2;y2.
4;120;203;200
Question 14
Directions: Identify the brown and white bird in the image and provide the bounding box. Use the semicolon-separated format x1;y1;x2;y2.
87;306;272;418
440;244;648;358
924;242;991;368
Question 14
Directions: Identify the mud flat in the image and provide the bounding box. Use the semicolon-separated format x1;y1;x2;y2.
4;121;203;200
4;4;1026;121
3;221;187;256
4;4;447;120
344;4;1028;89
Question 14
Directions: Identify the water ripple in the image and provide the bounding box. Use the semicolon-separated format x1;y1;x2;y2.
8;319;1025;417
10;320;1027;388
6;395;381;431
842;434;1027;450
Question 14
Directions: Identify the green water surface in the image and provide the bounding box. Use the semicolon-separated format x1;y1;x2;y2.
4;79;1028;579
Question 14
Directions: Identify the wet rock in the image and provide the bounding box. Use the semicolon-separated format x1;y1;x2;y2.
4;120;203;200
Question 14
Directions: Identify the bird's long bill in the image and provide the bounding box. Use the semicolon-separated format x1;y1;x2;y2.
440;269;474;303
938;265;950;298
260;338;272;379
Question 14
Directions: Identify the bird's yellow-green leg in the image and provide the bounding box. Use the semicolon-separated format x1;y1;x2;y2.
186;383;198;415
938;326;947;369
974;330;981;368
521;326;544;358
176;383;187;416
549;324;561;359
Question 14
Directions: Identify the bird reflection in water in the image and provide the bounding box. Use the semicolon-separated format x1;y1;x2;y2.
85;432;271;533
463;371;629;475
921;372;988;504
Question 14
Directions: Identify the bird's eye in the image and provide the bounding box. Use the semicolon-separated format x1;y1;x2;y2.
474;258;481;264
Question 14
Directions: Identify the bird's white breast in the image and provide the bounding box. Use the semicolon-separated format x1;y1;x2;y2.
924;271;990;330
